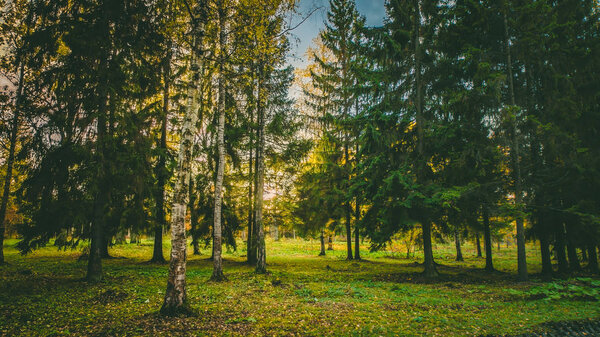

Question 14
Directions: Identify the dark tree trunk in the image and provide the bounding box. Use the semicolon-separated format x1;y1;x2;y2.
539;229;553;280
151;225;165;263
0;53;27;265
152;49;170;264
88;122;107;282
327;235;333;250
566;224;581;272
189;179;200;256
504;10;527;282
555;224;569;274
413;0;437;278
319;229;326;256
345;205;353;260
475;233;482;258
130;230;139;244
581;248;588;262
114;231;126;244
0;104;18;265
422;221;439;277
483;209;494;272
192;239;200;255
354;198;361;260
587;244;599;274
87;55;111;281
454;230;463;261
100;232;111;259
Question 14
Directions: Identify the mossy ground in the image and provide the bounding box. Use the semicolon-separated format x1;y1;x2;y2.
1;238;599;336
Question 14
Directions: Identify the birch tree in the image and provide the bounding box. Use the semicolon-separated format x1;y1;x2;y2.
160;48;200;315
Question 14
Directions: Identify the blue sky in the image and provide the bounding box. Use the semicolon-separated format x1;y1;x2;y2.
286;0;386;69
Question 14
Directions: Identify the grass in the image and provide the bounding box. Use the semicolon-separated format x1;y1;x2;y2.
1;237;599;336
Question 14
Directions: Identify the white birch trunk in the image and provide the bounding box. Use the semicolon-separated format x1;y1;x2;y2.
160;54;198;314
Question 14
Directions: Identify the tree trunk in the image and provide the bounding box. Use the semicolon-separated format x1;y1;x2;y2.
565;223;581;271
160;48;198;315
476;233;482;258
327;235;333;250
343;138;352;261
587;244;599;274
87;55;111;282
189;179;200;256
454;230;463;261
539;230;552;280
354;198;361;261
483;208;494;272
555;223;569;274
247;70;255;265
88;125;107;282
130;230;139;244
345;213;353;260
319;229;326;256
211;1;227;281
100;232;111;259
152;42;171;264
114;231;126;244
0;61;25;265
247;143;254;264
254;64;267;274
504;10;528;282
422;221;439;277
414;0;438;278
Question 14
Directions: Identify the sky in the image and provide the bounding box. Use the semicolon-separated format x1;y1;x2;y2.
286;0;386;70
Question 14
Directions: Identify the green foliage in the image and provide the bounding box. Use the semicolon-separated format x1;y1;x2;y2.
507;278;600;302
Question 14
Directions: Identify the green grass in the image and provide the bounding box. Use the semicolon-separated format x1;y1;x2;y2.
1;238;599;336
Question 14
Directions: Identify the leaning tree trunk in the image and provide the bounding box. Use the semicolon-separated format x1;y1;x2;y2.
454;230;464;262
0;60;25;265
0;7;33;265
160;51;199;315
483;208;494;272
504;10;527;282
211;1;227;281
254;65;267;274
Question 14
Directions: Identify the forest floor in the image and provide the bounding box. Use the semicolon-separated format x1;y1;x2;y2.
1;238;599;336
